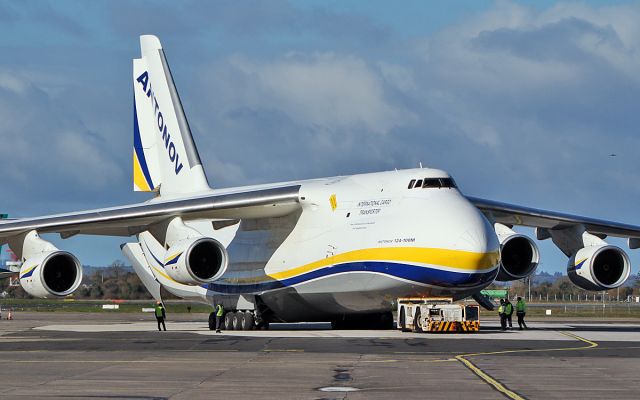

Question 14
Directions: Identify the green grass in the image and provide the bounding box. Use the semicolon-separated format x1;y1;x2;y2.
0;299;213;313
525;304;640;318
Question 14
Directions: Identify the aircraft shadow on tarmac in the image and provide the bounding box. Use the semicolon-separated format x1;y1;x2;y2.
268;322;525;334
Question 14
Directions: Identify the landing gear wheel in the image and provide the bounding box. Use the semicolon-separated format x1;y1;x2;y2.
208;312;216;331
240;312;255;330
224;312;235;330
231;312;241;330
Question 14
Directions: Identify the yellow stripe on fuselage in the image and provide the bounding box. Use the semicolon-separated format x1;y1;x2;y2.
19;265;38;279
164;252;183;263
133;152;152;192
268;247;500;281
150;264;178;283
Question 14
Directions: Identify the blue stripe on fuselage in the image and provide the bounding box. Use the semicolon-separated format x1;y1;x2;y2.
133;97;155;190
207;261;498;294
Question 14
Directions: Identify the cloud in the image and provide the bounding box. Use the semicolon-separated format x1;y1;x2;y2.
221;53;415;135
0;70;124;213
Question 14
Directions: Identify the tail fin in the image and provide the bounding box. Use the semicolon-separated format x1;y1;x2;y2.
132;35;210;195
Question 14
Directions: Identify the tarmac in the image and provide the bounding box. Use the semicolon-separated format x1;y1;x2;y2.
1;312;639;399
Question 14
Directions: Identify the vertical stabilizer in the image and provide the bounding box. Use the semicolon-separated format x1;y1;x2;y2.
132;35;210;195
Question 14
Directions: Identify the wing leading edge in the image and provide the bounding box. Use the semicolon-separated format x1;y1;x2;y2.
0;185;301;242
468;196;640;243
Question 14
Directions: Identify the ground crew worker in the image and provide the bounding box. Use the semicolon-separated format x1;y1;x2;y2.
215;303;224;333
504;299;514;329
498;299;506;331
155;301;166;331
516;297;527;330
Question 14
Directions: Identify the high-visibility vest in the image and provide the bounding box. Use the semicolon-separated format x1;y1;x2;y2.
505;303;513;315
516;301;526;312
216;304;224;317
498;305;504;314
155;305;164;318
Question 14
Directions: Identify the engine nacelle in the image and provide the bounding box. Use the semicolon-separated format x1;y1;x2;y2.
19;251;82;298
494;224;540;281
164;237;228;285
568;245;630;291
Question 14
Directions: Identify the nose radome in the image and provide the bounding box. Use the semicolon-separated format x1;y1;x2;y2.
457;213;500;254
444;197;500;270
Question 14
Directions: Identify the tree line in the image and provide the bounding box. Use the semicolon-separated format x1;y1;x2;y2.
491;274;640;301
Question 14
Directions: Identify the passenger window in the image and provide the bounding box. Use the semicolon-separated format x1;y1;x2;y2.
408;179;416;189
414;179;423;188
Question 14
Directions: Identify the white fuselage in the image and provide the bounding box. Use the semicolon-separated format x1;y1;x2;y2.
202;168;501;321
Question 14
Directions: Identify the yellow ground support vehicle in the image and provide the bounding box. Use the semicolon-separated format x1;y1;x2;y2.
397;297;480;333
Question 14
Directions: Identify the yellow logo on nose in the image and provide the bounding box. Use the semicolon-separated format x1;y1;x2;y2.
329;194;337;211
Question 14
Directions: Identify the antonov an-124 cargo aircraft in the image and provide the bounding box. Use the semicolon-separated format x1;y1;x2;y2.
3;35;639;329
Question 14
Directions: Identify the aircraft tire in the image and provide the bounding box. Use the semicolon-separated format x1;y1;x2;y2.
224;312;235;330
231;312;241;330
240;312;255;330
208;312;216;331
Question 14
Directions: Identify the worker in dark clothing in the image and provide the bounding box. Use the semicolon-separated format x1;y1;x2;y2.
155;301;166;331
498;299;506;331
215;303;224;333
516;297;527;330
504;299;514;329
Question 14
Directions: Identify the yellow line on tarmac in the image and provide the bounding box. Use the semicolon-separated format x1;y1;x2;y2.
263;349;304;352
454;355;524;400
455;331;598;400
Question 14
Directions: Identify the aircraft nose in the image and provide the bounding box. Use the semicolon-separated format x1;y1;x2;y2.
456;209;500;255
431;194;501;271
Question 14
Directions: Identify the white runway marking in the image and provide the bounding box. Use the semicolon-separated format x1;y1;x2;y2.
32;321;640;341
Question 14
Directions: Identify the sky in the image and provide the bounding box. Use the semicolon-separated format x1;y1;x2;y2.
0;0;639;276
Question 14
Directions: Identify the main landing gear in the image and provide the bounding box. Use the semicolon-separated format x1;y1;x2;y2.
208;310;269;331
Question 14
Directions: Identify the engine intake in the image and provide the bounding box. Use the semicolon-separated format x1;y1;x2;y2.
568;245;630;291
164;237;228;285
496;234;540;281
19;251;82;298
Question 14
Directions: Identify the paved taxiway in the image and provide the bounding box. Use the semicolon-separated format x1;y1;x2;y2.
1;313;640;399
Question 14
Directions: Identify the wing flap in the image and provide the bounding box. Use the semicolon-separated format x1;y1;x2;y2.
0;185;300;241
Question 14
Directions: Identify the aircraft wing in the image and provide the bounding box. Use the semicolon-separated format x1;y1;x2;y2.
468;196;640;241
0;185;301;241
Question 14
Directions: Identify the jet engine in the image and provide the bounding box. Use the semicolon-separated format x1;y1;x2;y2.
19;251;82;298
164;237;228;285
567;245;630;291
494;223;540;281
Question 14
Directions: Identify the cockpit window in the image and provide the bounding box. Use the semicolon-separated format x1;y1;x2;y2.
423;178;440;188
439;178;457;188
407;177;457;189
